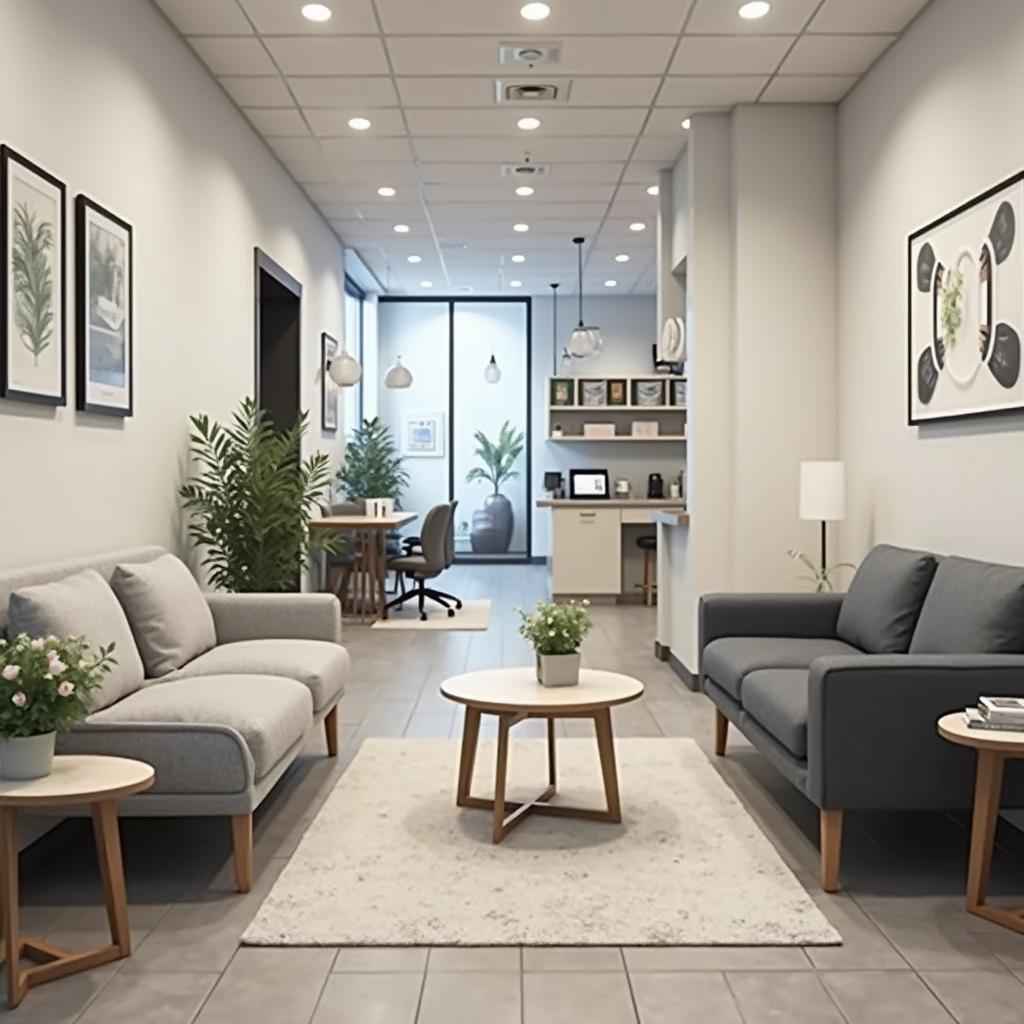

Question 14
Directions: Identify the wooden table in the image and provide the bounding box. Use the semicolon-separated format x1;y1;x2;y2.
440;667;644;843
0;755;154;1007
311;512;417;622
938;712;1024;935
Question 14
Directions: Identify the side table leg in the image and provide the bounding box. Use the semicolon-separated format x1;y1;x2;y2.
594;709;622;823
1;807;22;1007
493;714;512;843
546;717;557;792
91;801;131;956
966;750;1005;914
456;707;482;806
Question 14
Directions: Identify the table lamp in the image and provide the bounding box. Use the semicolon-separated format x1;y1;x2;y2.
799;461;845;571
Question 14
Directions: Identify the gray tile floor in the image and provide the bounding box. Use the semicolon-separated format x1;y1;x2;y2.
7;564;1024;1022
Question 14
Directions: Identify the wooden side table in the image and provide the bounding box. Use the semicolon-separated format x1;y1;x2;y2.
938;712;1024;934
0;755;154;1007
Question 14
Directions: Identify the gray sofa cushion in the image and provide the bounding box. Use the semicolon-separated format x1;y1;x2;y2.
88;674;312;782
910;556;1024;654
742;669;808;758
702;636;860;703
111;554;216;677
170;639;348;712
8;569;145;711
836;544;938;653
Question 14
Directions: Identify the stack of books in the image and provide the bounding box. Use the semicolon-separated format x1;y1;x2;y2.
964;697;1024;732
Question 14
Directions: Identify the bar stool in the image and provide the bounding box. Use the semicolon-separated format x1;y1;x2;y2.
636;535;657;606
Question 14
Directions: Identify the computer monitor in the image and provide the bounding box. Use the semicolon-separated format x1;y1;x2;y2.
568;469;610;499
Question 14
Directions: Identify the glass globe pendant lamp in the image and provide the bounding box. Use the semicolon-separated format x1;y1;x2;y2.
484;354;502;384
383;355;413;389
327;346;362;387
567;236;602;358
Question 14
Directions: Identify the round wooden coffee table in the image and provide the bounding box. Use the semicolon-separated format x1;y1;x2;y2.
0;755;154;1007
440;667;644;843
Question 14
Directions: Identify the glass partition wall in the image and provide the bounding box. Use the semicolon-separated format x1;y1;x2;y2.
377;298;532;562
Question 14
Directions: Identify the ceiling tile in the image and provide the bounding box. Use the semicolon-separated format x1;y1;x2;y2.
266;137;323;162
244;107;309;137
305;108;407;137
644;107;714;134
569;77;663;106
189;37;276;75
320;137;414;161
238;0;379;34
412;136;634;162
419;162;626;183
430;202;609;220
686;0;821;34
630;137;685;163
285;161;337;184
780;34;895;75
156;0;252;34
219;75;293;106
622;161;671;184
263;36;390;75
423;183;616;202
405;107;646;137
321;201;425;220
760;75;857;102
396;78;497;107
809;0;930;34
672;34;793;74
289;77;400;107
659;75;767;105
324;161;420;183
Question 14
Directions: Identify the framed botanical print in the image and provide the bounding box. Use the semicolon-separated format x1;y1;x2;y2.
607;378;627;405
0;146;66;405
549;377;574;406
321;332;339;432
76;195;132;416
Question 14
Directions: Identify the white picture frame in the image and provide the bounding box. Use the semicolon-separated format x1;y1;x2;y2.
402;413;445;457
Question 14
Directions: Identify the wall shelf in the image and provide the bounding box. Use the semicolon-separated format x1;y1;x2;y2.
550;404;686;412
547;435;687;443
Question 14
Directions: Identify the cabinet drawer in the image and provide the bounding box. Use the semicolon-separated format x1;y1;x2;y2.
551;509;621;594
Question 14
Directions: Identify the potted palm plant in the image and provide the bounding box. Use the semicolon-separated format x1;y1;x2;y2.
518;600;593;687
466;420;525;554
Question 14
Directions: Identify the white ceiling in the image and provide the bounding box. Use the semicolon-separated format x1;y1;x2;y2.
155;0;930;296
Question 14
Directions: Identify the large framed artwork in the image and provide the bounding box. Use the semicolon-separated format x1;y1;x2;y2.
321;332;339;432
76;195;132;416
908;171;1024;424
401;413;445;457
0;146;66;405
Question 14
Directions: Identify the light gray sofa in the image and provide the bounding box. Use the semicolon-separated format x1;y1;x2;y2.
0;546;349;892
700;544;1024;892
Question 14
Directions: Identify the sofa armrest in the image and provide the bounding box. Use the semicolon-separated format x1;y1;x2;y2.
806;654;1024;809
205;593;342;645
699;592;845;652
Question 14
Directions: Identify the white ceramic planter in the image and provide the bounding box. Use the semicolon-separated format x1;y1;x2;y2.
0;731;56;781
537;653;581;687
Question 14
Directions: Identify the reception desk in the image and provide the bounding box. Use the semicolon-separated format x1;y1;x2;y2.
536;499;688;599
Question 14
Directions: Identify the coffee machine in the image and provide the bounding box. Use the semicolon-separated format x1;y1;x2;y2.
543;471;565;499
647;472;664;499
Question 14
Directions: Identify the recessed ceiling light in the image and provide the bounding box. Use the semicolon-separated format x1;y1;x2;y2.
511;254;527;263
515;185;535;197
738;1;771;19
394;223;410;233
377;186;397;197
629;222;646;232
681;118;691;130
406;254;422;263
348;116;372;130
614;254;630;263
646;184;660;196
520;2;551;20
420;280;433;288
513;223;530;232
517;116;541;131
604;279;618;288
510;280;523;288
301;3;332;22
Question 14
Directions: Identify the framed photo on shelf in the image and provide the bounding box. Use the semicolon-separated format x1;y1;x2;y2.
672;379;686;407
607;378;627;405
550;377;574;406
321;332;339;432
76;194;133;416
1;146;66;405
580;379;608;406
402;412;445;457
633;378;665;407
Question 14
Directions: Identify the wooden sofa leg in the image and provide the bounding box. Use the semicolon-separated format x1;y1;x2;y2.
324;706;339;758
820;809;844;893
714;709;728;756
231;814;253;894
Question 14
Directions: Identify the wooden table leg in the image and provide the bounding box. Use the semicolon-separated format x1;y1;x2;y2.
492;714;513;843
594;708;622;823
546;717;557;794
92;800;131;956
2;807;23;1007
375;531;388;621
456;707;482;806
966;749;1005;914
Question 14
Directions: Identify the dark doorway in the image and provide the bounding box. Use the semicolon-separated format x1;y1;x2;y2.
254;249;302;433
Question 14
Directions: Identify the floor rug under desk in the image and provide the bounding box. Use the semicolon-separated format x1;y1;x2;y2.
370;598;491;631
242;738;840;947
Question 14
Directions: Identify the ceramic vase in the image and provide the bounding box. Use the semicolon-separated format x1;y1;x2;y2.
0;732;56;780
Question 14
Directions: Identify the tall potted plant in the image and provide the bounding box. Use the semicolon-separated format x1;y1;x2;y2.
337;417;409;505
179;397;335;592
465;420;525;554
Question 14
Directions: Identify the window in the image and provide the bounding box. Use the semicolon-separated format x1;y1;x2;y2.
342;277;364;436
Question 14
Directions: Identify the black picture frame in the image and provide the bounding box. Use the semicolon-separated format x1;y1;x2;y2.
76;194;133;416
549;376;574;406
0;145;67;406
607;378;627;406
321;331;339;433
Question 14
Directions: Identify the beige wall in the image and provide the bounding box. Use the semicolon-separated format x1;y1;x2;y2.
0;0;348;570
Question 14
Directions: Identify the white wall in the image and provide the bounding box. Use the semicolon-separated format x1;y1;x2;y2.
0;0;347;570
838;0;1024;566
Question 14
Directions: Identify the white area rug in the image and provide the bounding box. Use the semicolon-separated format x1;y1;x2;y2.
371;598;491;631
243;738;839;946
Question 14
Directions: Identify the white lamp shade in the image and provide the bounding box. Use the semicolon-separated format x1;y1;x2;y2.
799;461;845;522
568;325;601;358
484;355;501;384
383;355;413;389
328;350;362;387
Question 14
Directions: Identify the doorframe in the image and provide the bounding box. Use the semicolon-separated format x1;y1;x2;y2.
378;295;533;563
253;247;302;412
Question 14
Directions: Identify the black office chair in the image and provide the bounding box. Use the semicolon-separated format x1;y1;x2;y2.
399;500;462;610
385;503;457;620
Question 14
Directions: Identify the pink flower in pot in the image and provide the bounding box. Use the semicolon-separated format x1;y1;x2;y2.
1;665;20;681
10;692;27;707
57;681;75;698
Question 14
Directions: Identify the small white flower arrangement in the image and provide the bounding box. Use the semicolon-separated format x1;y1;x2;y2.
517;599;593;656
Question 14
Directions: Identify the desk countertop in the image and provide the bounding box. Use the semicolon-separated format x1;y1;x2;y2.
536;499;687;510
652;509;690;526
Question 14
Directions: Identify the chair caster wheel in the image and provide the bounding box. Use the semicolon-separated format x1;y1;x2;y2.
420;613;428;621
447;608;456;617
455;601;463;610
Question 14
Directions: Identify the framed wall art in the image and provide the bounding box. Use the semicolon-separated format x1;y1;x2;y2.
321;332;339;432
76;195;133;416
908;171;1024;424
549;377;574;406
0;146;66;405
402;413;445;457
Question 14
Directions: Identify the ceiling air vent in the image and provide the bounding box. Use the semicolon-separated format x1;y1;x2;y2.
501;163;550;179
495;79;571;104
498;41;562;67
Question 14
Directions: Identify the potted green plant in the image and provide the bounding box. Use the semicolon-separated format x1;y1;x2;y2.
180;397;335;592
0;635;116;780
518;599;593;687
337;417;409;505
466;421;525;554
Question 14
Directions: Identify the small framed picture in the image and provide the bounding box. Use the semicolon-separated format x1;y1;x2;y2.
402;413;445;457
607;379;627;406
550;377;574;406
672;379;686;407
321;332;339;432
1;146;66;405
633;379;665;407
580;379;607;406
76;195;133;416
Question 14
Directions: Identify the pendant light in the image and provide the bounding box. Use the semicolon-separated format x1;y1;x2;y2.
384;355;413;389
484;354;502;384
550;282;561;373
327;345;362;387
567;237;602;358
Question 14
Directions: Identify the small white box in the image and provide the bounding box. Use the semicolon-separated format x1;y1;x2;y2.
631;421;660;438
583;422;616;438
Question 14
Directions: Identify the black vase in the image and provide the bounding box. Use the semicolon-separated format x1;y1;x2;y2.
469;493;514;554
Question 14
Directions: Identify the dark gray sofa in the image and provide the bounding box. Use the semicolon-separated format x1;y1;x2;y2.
700;544;1024;891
